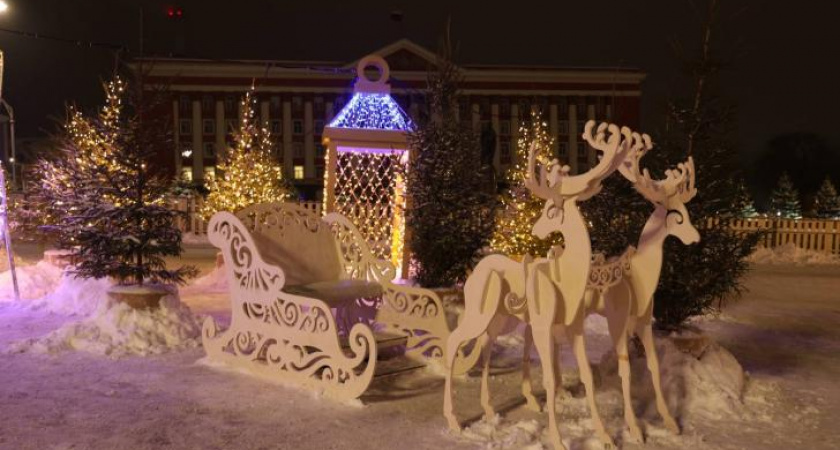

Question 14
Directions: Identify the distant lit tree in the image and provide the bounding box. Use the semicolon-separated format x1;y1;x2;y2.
769;172;801;218
200;88;291;221
490;109;561;256
814;177;840;218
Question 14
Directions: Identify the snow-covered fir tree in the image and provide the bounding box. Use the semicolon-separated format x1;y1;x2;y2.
405;33;497;287
814;177;840;218
587;0;760;328
21;78;128;246
200;88;291;221
769;172;801;218
734;180;759;218
490;109;561;256
31;77;195;285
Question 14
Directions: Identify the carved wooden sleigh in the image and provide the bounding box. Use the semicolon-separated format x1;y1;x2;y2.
202;202;457;400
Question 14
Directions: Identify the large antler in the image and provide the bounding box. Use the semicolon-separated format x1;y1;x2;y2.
569;120;631;198
617;128;652;183
524;141;564;206
635;156;697;205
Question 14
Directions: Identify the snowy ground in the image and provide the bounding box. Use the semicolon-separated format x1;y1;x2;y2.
0;243;837;450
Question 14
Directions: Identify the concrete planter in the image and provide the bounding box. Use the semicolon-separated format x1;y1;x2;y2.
107;284;171;310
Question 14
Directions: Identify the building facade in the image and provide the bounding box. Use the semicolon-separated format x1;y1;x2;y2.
140;39;645;199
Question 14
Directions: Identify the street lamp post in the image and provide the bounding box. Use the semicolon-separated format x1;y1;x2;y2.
0;2;20;302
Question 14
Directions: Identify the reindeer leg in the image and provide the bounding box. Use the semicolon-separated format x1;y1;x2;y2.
443;326;467;431
638;318;680;434
606;288;644;442
521;323;541;411
533;325;568;450
445;268;506;431
570;323;615;449
480;316;507;419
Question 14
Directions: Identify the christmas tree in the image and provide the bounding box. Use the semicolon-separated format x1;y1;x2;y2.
814;177;840;218
586;0;760;329
490;109;562;256
21;78;128;246
769;172;801;218
30;76;195;285
734;180;759;218
200;88;291;221
405;31;497;287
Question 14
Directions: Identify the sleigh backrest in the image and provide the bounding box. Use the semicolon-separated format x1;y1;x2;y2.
236;202;343;286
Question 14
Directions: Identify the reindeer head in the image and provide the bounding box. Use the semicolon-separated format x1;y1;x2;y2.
629;153;700;245
524;120;631;239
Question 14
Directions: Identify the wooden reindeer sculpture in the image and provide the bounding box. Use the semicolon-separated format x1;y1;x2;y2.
526;133;700;442
443;121;631;450
595;142;699;440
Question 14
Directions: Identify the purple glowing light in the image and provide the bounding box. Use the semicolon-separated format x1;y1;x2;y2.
327;92;414;132
336;146;406;155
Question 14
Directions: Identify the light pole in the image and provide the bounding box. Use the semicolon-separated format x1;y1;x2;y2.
0;1;19;302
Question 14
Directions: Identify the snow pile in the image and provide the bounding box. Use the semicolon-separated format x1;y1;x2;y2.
8;289;202;357
600;331;746;421
460;415;545;450
0;260;65;302
749;243;840;265
30;274;112;316
184;264;228;293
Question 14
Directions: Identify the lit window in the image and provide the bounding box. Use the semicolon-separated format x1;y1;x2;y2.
294;165;304;180
203;119;215;135
203;142;216;158
179;119;192;135
181;167;193;181
204;167;216;181
293;120;303;135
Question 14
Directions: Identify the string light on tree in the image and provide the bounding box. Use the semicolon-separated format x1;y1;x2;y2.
491;109;562;257
200;87;291;220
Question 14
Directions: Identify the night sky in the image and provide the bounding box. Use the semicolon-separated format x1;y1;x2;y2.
1;0;838;174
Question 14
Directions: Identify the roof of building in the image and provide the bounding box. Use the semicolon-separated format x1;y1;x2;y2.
136;39;646;86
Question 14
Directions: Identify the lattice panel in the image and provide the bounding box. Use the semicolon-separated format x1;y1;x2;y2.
334;151;403;262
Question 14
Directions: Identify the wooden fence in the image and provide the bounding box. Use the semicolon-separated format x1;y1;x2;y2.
712;217;840;255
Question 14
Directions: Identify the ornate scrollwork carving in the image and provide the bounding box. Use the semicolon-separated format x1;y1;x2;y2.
323;213;396;282
587;247;635;295
204;206;377;400
203;316;375;399
208;212;286;292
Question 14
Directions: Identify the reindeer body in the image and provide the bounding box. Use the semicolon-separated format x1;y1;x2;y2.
443;121;632;450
